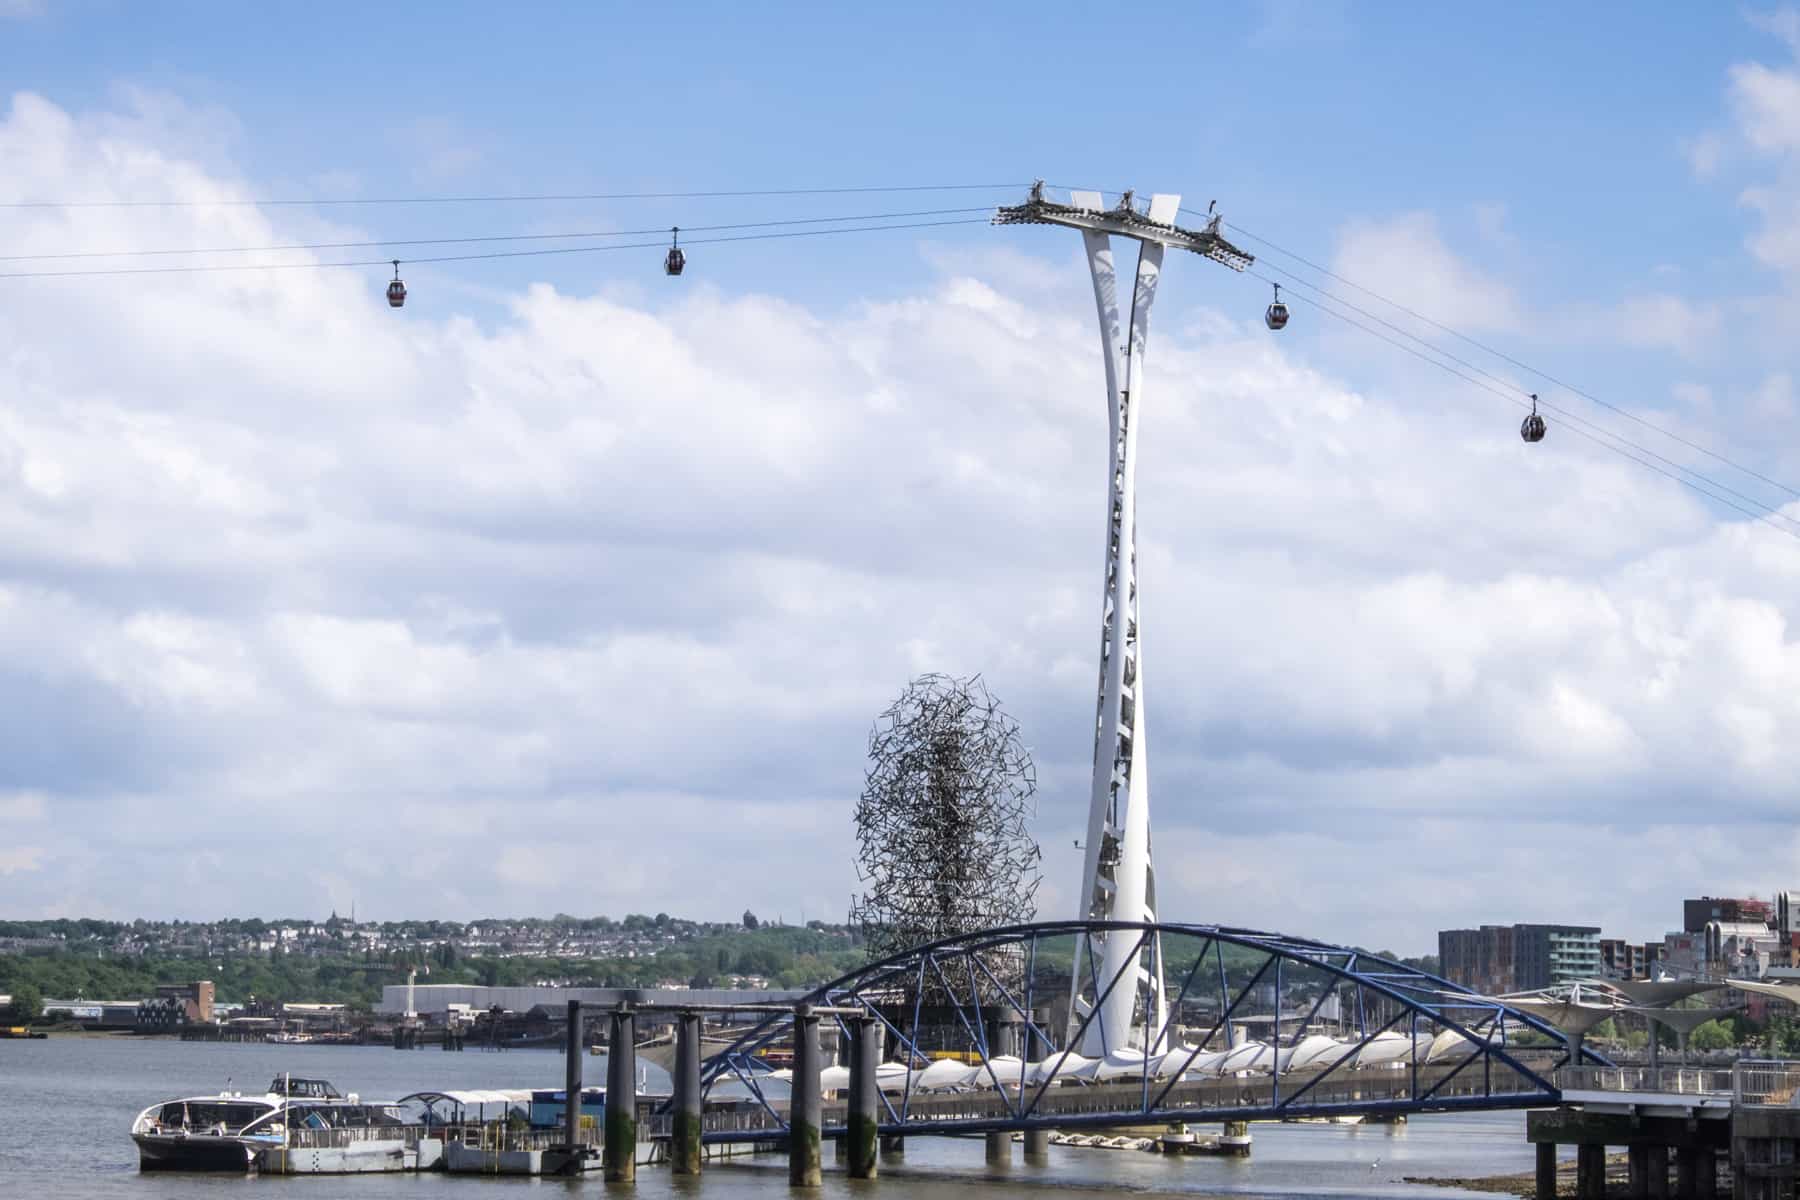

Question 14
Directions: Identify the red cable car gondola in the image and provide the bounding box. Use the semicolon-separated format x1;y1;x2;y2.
665;227;685;277
1264;282;1288;331
386;260;406;309
1521;393;1546;443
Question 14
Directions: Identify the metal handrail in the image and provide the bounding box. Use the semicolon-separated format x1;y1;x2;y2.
1734;1059;1800;1108
285;1124;424;1150
1557;1065;1735;1095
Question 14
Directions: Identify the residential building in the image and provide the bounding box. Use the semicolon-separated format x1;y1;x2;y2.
1598;938;1641;980
1438;926;1516;995
1706;920;1781;978
1513;924;1603;990
1684;896;1773;933
155;980;214;1024
1661;931;1705;976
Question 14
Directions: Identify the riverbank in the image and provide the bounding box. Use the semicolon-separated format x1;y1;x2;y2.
1407;1151;1641;1198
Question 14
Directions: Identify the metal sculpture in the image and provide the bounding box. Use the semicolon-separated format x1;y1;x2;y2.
687;920;1590;1143
994;183;1252;1056
850;674;1041;967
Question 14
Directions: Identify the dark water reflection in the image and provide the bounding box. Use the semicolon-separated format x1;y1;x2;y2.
0;1037;1553;1198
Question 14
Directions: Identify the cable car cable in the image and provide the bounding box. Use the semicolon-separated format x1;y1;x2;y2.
1212;212;1800;502
0;182;1030;210
1250;270;1800;541
0;217;990;280
1273;275;1800;538
0;207;999;264
1250;261;1800;532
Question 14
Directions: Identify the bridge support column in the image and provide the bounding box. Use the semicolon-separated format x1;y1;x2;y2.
1024;1129;1051;1164
604;1004;636;1183
1576;1143;1605;1199
846;1016;879;1180
789;1005;822;1187
1535;1142;1557;1200
671;1010;702;1176
985;1130;1012;1167
1675;1147;1698;1198
1646;1144;1669;1199
1695;1147;1716;1198
879;1135;904;1161
1629;1144;1649;1198
562;1000;584;1172
1221;1120;1252;1156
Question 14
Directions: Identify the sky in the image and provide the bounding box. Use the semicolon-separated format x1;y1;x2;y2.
2;3;1800;954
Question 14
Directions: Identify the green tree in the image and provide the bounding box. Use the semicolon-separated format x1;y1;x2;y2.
1689;1019;1735;1053
8;982;42;1023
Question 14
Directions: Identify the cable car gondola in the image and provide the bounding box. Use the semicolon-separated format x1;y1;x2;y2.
1521;393;1546;443
664;228;685;277
1264;282;1288;331
386;260;406;309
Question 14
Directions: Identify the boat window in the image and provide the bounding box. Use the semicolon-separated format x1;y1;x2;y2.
155;1101;272;1131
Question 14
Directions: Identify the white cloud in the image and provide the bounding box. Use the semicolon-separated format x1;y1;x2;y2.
1331;213;1522;333
1609;292;1725;358
1749;6;1800;57
2;92;1800;950
1719;30;1800;276
0;847;44;874
0;791;46;821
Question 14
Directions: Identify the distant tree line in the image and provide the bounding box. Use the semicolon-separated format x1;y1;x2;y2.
0;921;865;1012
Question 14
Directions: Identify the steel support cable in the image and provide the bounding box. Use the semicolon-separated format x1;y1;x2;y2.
0;207;998;264
0;217;990;280
1252;261;1800;536
1253;271;1800;542
1211;211;1800;502
0;182;1031;210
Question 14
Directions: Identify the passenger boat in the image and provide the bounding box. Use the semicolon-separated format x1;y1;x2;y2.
131;1076;412;1173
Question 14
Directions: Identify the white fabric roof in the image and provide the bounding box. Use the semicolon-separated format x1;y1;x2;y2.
1730;978;1800;1007
1599;979;1726;1007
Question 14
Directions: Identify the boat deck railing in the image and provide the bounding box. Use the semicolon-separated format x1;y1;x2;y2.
286;1124;426;1150
443;1123;600;1152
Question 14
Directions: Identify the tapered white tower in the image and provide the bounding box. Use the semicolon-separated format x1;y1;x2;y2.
995;184;1251;1056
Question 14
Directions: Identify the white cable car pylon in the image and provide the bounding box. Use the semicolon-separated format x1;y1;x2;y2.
994;183;1251;1056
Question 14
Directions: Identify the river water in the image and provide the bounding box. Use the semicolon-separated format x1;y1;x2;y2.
0;1037;1554;1198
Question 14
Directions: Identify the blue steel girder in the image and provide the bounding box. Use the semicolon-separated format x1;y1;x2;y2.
678;920;1592;1139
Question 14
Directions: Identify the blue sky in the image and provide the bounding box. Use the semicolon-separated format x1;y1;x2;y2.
3;3;1800;953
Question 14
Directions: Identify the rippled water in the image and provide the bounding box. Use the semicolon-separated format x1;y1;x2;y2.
0;1036;1552;1198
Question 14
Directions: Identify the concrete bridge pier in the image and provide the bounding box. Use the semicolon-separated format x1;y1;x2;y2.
1536;1143;1556;1199
671;1010;702;1176
1628;1145;1648;1196
846;1016;879;1180
1648;1144;1677;1200
604;1004;637;1183
789;1006;822;1187
560;1000;584;1175
1675;1147;1699;1198
1575;1143;1604;1199
984;1008;1017;1166
879;1135;904;1162
1023;1129;1051;1164
1693;1146;1716;1198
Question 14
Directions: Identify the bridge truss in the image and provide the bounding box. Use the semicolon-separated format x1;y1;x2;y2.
687;921;1592;1141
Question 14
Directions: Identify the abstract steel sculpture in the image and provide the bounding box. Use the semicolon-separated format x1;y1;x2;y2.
850;674;1042;966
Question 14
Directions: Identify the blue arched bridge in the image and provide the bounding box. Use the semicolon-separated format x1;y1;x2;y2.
652;920;1593;1158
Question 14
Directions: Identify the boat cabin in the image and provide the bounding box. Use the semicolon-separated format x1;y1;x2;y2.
269;1077;342;1099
